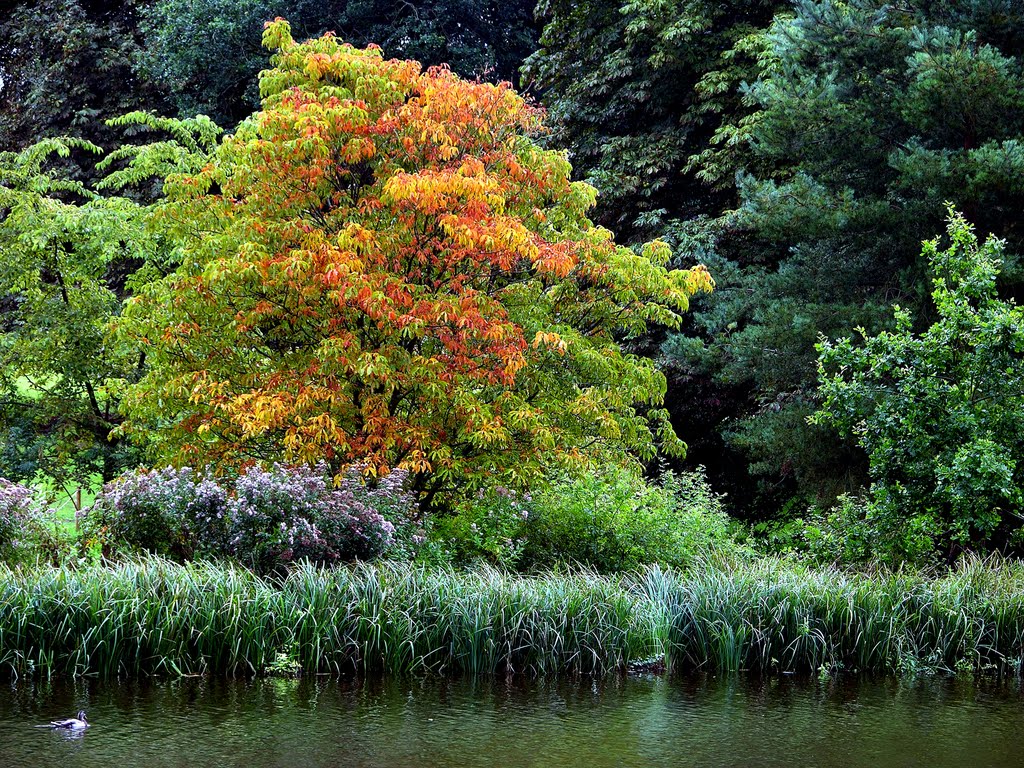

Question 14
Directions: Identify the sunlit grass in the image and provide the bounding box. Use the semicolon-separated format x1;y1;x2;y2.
10;376;101;527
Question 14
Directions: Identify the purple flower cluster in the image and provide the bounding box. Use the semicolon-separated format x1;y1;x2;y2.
89;466;228;560
0;478;37;552
88;463;418;574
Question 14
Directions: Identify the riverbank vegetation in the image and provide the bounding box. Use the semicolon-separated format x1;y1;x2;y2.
1;556;1022;681
4;0;1024;685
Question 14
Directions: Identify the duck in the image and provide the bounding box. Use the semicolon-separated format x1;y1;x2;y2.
37;711;89;730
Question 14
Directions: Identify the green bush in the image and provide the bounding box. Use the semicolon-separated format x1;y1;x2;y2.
813;211;1024;561
517;466;737;572
799;493;937;567
428;486;531;568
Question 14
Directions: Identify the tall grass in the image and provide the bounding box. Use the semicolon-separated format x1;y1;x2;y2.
644;556;1024;677
0;559;649;679
0;555;1022;680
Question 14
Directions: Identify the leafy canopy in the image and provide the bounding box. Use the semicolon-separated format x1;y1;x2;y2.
813;211;1024;559
119;20;713;500
0;110;223;492
0;1;171;165
524;0;778;241
0;139;150;489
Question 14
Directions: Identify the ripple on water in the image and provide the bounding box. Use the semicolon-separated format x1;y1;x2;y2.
1;675;1023;768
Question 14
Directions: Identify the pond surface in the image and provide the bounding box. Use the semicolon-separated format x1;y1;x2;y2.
1;673;1022;767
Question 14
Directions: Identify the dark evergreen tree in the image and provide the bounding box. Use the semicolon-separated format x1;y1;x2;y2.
0;0;171;158
668;0;1024;514
138;0;541;127
525;0;780;242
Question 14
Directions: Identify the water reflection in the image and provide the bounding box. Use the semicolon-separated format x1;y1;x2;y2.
1;674;1022;767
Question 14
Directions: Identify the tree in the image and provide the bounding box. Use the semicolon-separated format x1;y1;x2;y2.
812;211;1024;560
662;0;1024;513
524;0;779;242
118;20;713;504
0;139;147;490
0;0;171;166
0;114;222;494
138;0;540;128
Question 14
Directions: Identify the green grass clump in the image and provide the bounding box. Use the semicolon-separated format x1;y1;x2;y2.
0;558;287;678
1;556;1023;680
645;555;1024;677
0;558;648;679
286;563;647;676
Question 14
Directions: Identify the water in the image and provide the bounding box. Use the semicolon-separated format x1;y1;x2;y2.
1;674;1023;767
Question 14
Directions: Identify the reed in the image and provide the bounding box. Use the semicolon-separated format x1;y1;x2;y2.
0;558;648;679
1;555;1022;680
645;555;1024;676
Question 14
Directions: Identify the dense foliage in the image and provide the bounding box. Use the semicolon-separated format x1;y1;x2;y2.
138;0;540;127
812;213;1024;561
0;140;150;489
0;0;170;159
525;0;779;241
120;21;713;501
661;0;1024;511
0;110;224;493
5;0;1024;563
529;0;1024;521
517;467;734;571
0;478;37;558
433;466;736;570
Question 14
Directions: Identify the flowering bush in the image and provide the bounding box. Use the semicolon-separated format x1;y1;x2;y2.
0;478;78;565
0;478;37;557
88;467;228;560
339;465;422;559
87;463;418;573
227;463;400;573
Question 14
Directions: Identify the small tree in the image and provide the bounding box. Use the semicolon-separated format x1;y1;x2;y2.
0;139;146;489
812;210;1024;560
119;20;713;503
0;113;222;493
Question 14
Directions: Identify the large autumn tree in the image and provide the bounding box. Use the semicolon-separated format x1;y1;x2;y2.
119;20;713;502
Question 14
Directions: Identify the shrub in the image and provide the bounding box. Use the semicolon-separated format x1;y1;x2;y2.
430;486;532;567
517;466;737;572
813;211;1024;560
226;463;399;573
0;478;37;559
346;466;423;560
88;466;228;560
800;493;937;567
0;478;81;566
87;463;417;573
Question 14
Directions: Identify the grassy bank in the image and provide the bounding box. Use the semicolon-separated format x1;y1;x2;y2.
0;557;1022;680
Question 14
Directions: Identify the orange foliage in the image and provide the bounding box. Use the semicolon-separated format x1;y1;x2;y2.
121;20;713;499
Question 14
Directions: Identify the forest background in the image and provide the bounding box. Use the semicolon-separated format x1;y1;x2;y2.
4;0;1024;569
